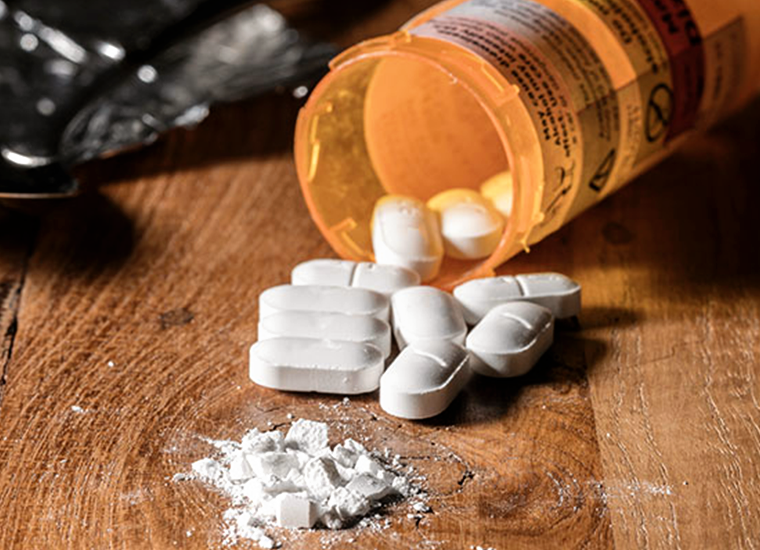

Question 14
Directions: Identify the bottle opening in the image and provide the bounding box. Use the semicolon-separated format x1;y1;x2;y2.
295;49;515;288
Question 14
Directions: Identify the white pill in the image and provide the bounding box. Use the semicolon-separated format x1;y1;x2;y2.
258;311;392;358
249;337;384;394
466;302;554;378
427;189;504;260
515;273;582;318
391;286;467;349
276;493;317;529
380;340;471;419
351;262;421;297
291;259;356;286
372;195;444;282
259;285;389;321
453;272;581;324
290;259;420;297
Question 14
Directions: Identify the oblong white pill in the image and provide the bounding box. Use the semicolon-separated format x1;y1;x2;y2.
453;273;581;324
291;259;356;287
427;189;504;260
372;195;444;282
259;285;389;321
249;338;384;394
514;273;582;319
466;302;554;378
351;262;421;297
380;340;471;419
390;286;467;349
290;259;420;297
258;311;392;358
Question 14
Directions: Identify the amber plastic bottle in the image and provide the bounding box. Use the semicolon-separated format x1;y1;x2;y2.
294;0;760;288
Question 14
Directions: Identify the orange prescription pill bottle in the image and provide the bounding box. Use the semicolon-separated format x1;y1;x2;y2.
294;0;760;288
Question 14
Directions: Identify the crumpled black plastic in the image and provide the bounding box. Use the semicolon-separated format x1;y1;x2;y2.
0;0;336;197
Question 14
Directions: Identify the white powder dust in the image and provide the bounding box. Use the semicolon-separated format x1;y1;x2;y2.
184;419;423;547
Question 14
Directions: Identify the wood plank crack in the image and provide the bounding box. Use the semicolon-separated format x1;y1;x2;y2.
0;211;36;412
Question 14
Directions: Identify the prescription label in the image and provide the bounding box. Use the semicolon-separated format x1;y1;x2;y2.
412;0;624;241
411;0;747;240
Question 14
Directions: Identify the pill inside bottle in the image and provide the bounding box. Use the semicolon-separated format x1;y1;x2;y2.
372;195;444;282
427;188;505;261
295;50;517;289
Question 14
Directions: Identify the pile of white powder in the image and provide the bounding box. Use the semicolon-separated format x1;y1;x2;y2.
187;419;423;547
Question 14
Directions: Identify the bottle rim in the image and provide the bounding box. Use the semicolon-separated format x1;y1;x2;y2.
294;33;544;289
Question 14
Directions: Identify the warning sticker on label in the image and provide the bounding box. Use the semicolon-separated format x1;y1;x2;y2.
636;0;706;140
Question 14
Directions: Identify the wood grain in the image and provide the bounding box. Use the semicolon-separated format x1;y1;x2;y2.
0;1;759;548
585;111;760;550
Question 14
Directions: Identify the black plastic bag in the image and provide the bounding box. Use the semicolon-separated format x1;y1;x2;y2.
0;0;335;197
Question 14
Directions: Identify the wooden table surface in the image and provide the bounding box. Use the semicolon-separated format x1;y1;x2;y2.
1;2;759;548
